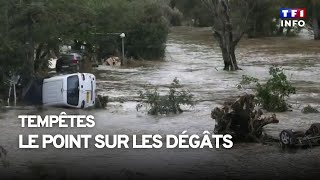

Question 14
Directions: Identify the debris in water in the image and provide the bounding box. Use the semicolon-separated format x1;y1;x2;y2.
301;105;319;114
280;123;320;148
211;94;279;142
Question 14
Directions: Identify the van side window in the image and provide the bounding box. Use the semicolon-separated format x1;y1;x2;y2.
67;75;79;106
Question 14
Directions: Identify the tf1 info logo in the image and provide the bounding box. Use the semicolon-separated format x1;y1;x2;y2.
280;8;307;28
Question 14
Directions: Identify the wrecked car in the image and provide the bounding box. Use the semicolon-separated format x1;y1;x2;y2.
280;123;320;148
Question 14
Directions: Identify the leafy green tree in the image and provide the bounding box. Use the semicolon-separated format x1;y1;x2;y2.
247;0;278;38
305;0;320;40
0;0;95;72
126;3;169;59
89;0;169;60
0;0;171;98
201;0;256;71
0;0;95;97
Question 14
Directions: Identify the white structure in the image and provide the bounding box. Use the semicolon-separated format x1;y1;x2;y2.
49;58;57;69
42;73;96;108
120;33;125;65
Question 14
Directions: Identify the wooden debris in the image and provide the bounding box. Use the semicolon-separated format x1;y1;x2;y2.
211;94;279;141
104;56;121;66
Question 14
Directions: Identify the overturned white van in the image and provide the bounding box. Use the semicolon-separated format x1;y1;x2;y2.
42;73;96;108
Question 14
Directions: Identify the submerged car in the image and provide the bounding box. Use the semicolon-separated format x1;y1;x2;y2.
56;53;82;73
42;73;96;108
280;123;320;148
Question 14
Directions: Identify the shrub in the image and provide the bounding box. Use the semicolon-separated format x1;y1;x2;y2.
239;66;296;112
163;6;183;26
126;3;169;60
137;78;194;115
302;105;319;114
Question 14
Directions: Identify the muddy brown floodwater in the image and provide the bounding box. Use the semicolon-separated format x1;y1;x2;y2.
0;27;320;179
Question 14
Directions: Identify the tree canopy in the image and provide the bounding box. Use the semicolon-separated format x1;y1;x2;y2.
0;0;319;97
0;0;172;97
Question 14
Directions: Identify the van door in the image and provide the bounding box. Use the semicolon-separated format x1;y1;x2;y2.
43;79;64;105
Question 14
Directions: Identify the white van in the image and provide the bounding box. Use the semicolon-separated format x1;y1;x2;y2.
42;73;96;108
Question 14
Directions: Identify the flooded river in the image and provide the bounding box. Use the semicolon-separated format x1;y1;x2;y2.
0;27;320;179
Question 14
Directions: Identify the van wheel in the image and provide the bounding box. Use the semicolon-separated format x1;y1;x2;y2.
81;101;85;109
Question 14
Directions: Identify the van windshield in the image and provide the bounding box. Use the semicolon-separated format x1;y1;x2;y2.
67;75;79;106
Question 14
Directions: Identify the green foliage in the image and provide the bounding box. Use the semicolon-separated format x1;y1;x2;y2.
126;3;169;60
0;0;170;97
76;0;170;60
164;6;183;26
137;78;194;115
239;75;259;86
0;0;96;95
302;105;319;114
175;0;213;27
0;39;28;95
247;0;278;38
239;67;296;112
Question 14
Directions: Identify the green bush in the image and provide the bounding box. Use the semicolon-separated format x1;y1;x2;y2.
92;1;170;60
0;39;33;97
239;67;296;112
163;6;183;26
126;3;169;60
137;78;194;115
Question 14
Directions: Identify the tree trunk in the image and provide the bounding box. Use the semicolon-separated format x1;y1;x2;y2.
221;46;230;70
230;45;239;70
312;18;320;40
312;0;320;40
205;0;251;71
220;44;239;71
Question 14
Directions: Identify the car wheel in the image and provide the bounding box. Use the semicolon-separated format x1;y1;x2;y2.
280;130;296;147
